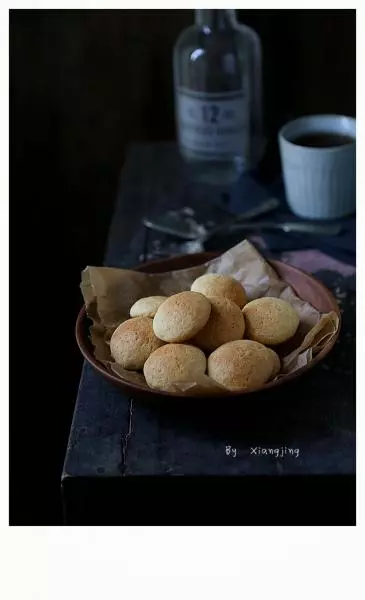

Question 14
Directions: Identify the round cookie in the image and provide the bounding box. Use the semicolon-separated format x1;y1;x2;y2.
153;291;211;343
130;296;167;318
191;273;247;308
194;296;245;352
110;317;164;370
144;344;207;392
242;297;300;345
207;340;274;392
265;347;281;379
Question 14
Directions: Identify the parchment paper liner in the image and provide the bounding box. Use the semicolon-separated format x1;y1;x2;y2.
80;240;339;395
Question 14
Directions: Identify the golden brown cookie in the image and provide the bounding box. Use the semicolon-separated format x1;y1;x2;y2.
130;296;167;318
143;344;207;392
191;273;247;308
153;291;211;343
242;297;300;345
265;347;281;379
110;317;164;370
207;340;274;392
194;295;245;352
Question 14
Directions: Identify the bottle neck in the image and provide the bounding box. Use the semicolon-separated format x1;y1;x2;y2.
195;9;237;31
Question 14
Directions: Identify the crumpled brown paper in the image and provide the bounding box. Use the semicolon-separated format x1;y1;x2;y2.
80;239;339;395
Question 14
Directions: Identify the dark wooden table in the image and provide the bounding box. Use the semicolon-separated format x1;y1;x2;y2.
62;143;355;525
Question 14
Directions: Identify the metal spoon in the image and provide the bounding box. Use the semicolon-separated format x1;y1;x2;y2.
143;197;342;241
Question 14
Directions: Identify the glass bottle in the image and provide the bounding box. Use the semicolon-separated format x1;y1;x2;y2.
173;9;263;185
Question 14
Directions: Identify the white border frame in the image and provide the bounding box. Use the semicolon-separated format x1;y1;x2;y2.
1;3;362;600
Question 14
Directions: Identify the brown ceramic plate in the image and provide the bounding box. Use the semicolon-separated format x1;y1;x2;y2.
75;252;341;400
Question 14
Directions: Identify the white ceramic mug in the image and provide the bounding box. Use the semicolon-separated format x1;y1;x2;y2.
278;114;356;219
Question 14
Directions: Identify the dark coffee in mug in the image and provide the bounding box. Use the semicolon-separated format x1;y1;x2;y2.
292;132;355;148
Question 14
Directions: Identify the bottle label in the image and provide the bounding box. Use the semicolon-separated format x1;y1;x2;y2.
176;87;249;161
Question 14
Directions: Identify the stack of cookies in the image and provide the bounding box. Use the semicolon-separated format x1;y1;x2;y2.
110;273;300;394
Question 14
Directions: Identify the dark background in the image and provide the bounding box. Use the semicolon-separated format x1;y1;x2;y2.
10;9;356;524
